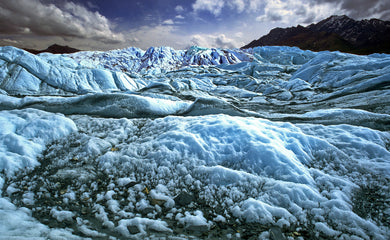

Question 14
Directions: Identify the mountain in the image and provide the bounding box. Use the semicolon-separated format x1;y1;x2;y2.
0;45;390;239
243;15;390;54
24;44;81;54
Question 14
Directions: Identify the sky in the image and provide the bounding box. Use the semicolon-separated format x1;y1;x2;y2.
0;0;389;51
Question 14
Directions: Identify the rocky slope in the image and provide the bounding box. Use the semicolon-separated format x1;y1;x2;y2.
243;15;390;54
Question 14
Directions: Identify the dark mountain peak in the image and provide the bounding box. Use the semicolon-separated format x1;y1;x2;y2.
49;44;62;48
242;15;390;55
24;44;81;55
44;44;80;54
325;15;352;22
318;15;352;25
312;15;354;30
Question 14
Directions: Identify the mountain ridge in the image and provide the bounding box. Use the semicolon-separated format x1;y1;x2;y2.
242;15;390;54
23;44;81;54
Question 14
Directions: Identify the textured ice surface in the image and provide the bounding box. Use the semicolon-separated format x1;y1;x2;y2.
0;108;77;177
0;109;78;239
0;45;389;239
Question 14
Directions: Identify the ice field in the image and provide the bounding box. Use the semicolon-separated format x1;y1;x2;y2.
0;45;389;239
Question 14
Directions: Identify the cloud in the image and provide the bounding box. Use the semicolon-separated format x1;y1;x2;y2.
191;0;389;26
2;0;388;51
162;19;175;25
175;5;184;13
125;25;243;50
227;0;246;13
330;0;390;20
1;38;19;44
191;0;267;17
125;24;186;49
255;0;390;25
86;1;99;10
191;34;241;49
192;0;265;15
215;34;240;49
313;0;390;19
255;0;343;24
192;0;225;16
0;0;124;44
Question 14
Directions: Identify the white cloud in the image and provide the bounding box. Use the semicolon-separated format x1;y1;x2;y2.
1;38;19;44
129;37;139;43
162;19;175;25
124;25;243;50
227;0;246;13
175;15;185;20
192;0;264;16
215;34;240;49
175;5;184;13
190;35;209;47
125;24;186;49
192;0;225;16
191;33;242;48
235;32;243;38
247;0;264;12
0;0;124;44
255;0;342;24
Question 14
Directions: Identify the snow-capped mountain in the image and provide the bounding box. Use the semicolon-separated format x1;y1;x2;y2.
0;45;389;239
243;15;390;54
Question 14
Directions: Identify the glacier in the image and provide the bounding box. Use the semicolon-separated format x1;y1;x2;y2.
0;45;389;239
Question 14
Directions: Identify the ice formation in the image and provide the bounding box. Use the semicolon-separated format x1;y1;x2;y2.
0;45;389;239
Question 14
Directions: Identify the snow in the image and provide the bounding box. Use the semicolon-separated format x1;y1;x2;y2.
175;210;210;231
0;45;389;239
0;108;77;177
0;204;50;239
144;115;319;185
0;46;145;95
0;109;77;239
117;217;172;236
232;198;296;225
50;208;75;222
291;50;390;102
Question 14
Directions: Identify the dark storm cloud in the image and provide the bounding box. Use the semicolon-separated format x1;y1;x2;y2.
268;12;283;22
314;0;390;20
192;0;390;24
0;0;124;43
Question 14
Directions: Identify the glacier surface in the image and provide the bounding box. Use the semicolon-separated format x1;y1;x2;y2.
0;45;389;239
